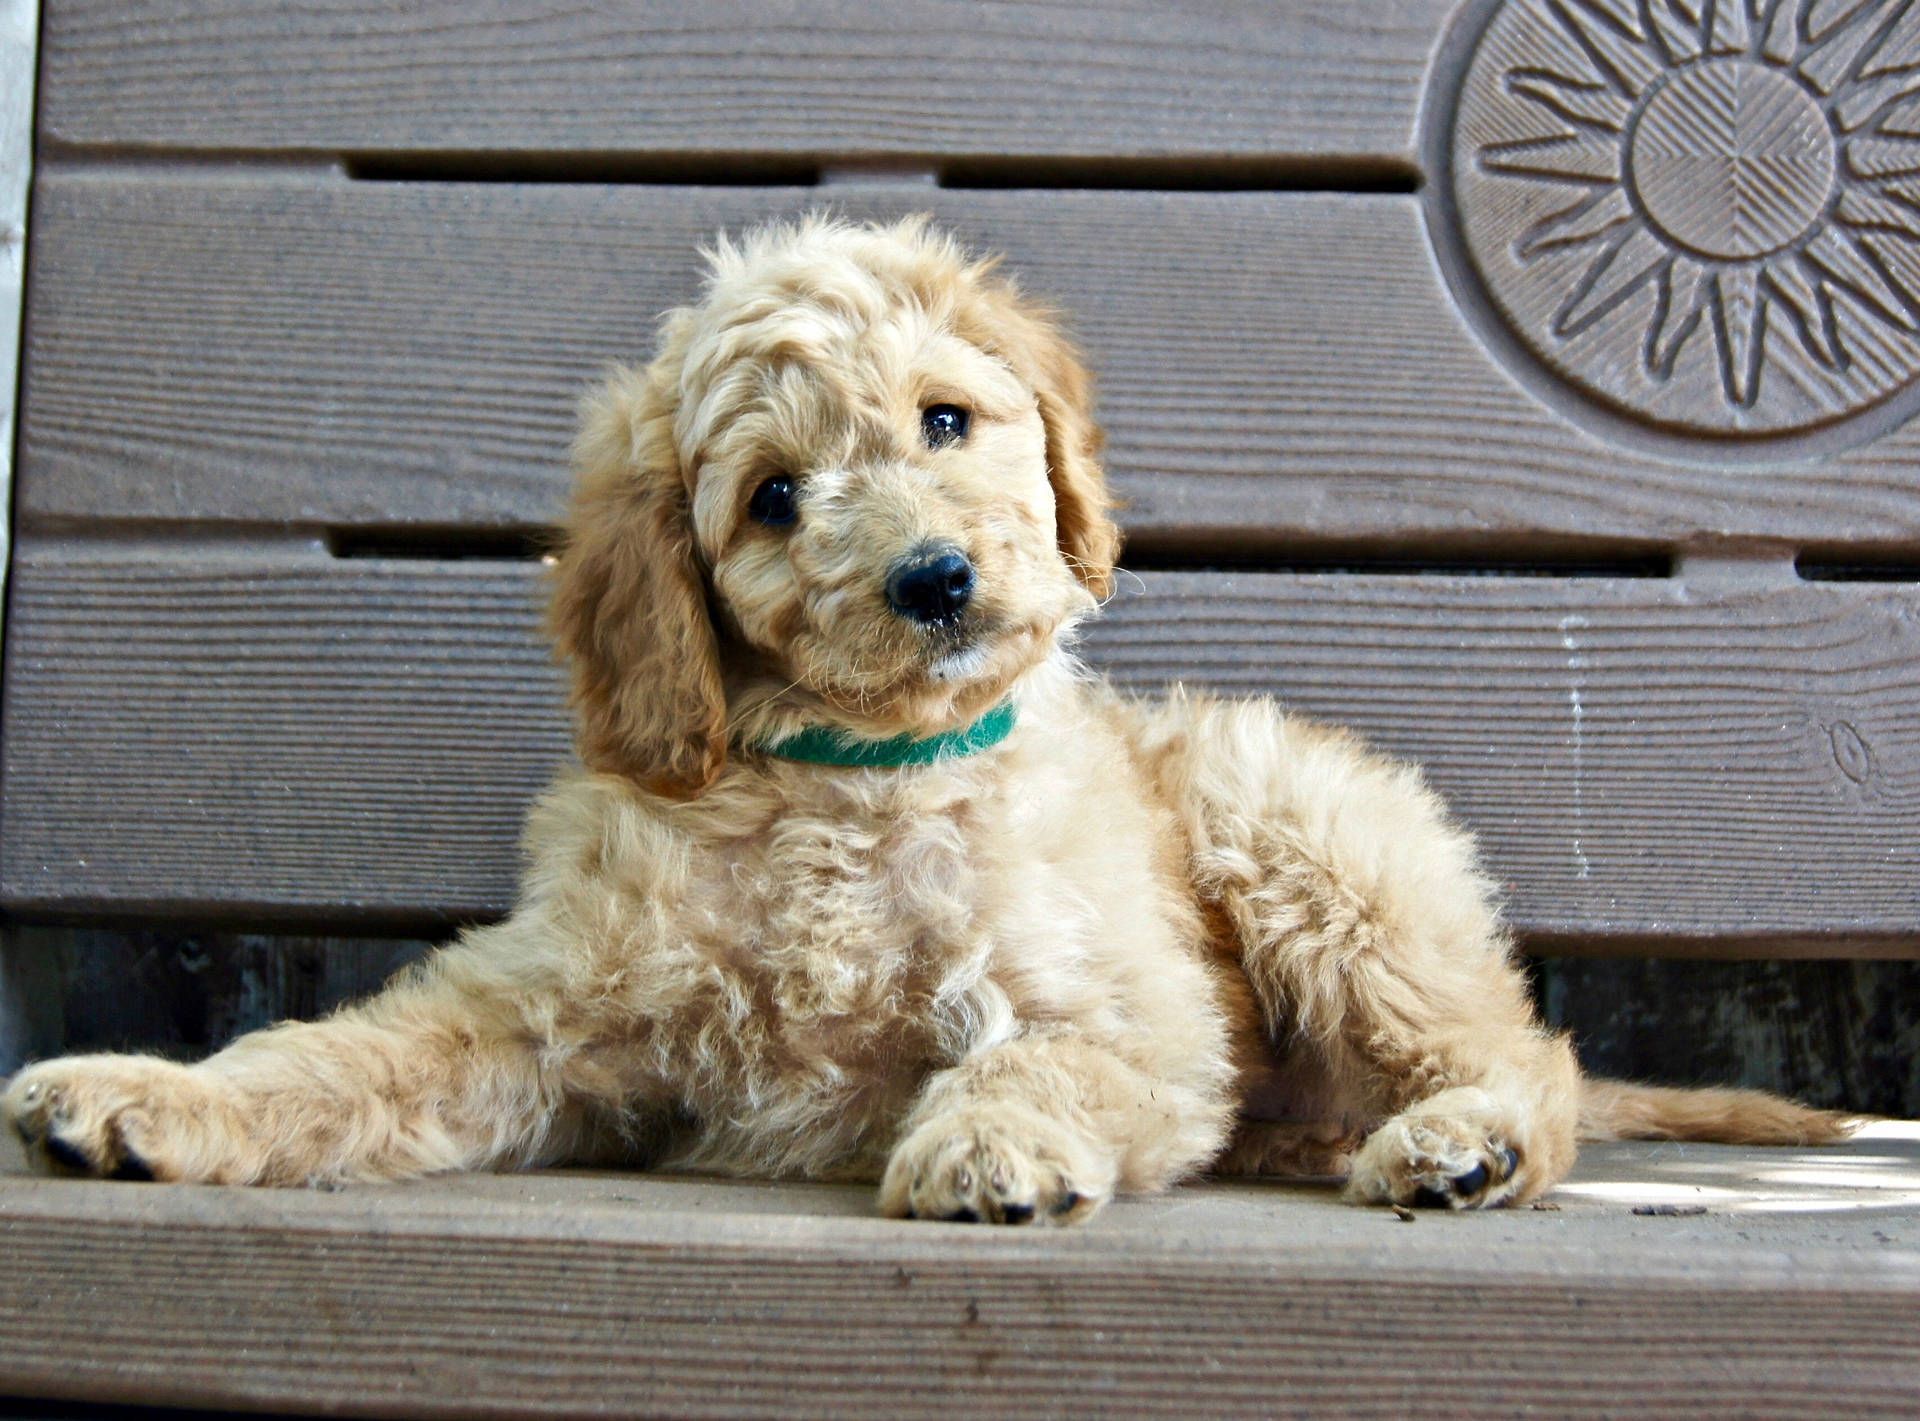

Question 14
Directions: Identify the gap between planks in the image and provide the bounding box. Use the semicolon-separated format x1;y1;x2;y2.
25;521;1919;590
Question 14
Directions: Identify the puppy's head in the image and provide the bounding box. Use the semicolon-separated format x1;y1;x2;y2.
549;215;1120;798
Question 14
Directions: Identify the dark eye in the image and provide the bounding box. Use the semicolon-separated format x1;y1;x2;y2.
922;404;970;449
748;475;798;527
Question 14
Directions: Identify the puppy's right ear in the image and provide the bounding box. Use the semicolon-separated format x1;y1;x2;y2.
547;362;726;798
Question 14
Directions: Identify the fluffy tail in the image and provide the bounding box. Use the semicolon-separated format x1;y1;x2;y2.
1577;1076;1861;1146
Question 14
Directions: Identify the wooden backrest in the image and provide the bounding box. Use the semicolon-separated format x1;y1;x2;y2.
5;0;1917;955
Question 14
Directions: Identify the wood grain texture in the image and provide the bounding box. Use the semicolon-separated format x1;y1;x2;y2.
1;547;570;925
28;172;1920;548
35;0;1447;167
4;543;1918;946
0;1141;1915;1419
0;0;39;1082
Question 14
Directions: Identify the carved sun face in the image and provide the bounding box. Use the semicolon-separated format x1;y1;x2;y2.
1450;0;1920;440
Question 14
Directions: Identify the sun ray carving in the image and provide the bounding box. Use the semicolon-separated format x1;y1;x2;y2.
1449;0;1920;436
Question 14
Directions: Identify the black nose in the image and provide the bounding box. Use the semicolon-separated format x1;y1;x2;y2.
886;549;975;625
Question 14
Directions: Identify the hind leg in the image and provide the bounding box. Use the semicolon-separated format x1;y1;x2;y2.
1211;1120;1359;1180
1128;692;1579;1208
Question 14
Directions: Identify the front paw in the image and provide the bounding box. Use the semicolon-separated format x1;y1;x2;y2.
879;1103;1116;1226
1343;1088;1533;1210
4;1055;235;1182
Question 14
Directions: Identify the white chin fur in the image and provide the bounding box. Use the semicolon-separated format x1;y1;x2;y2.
926;643;992;685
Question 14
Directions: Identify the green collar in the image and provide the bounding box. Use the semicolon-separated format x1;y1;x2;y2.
749;701;1017;768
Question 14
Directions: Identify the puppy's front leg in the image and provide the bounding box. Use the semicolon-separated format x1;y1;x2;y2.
879;1032;1217;1226
4;944;569;1186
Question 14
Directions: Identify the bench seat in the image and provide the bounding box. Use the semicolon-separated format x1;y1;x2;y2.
4;1128;1918;1417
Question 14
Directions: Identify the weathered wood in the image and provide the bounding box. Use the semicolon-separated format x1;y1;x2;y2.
4;543;1917;946
0;0;36;1087
28;173;1920;550
0;546;569;927
36;0;1447;169
0;1133;1915;1419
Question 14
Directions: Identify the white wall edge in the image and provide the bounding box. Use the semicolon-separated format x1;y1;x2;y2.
0;0;33;600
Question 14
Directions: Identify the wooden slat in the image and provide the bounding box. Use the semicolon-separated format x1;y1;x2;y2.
1;546;569;926
0;0;40;1073
36;0;1447;167
26;173;1920;550
5;543;1917;948
1;1135;1917;1419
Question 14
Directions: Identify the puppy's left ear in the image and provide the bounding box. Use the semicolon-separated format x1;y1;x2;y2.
971;278;1121;598
547;360;728;799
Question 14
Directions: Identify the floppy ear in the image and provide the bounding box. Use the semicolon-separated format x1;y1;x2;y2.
969;277;1121;598
547;362;727;798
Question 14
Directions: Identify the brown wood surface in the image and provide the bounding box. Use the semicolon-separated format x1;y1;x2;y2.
35;0;1447;170
28;172;1920;551
0;1133;1916;1419
4;542;1917;946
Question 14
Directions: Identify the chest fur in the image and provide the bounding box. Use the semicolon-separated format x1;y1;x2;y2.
532;712;1203;1173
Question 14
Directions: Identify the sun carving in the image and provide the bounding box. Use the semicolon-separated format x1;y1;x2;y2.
1450;0;1920;439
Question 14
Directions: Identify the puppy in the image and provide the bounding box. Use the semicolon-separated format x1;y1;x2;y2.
2;216;1851;1220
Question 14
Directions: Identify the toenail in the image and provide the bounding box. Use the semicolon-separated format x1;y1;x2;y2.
1453;1163;1490;1196
1002;1202;1035;1224
955;1169;974;1192
1411;1184;1453;1209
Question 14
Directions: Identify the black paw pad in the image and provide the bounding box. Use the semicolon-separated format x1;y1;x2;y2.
1452;1162;1490;1197
943;1207;980;1223
1052;1190;1083;1216
1410;1184;1454;1209
1499;1147;1519;1177
11;1118;39;1149
1001;1202;1035;1224
44;1135;95;1173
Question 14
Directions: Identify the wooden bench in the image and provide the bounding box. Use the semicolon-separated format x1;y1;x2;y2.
1;1;1917;1413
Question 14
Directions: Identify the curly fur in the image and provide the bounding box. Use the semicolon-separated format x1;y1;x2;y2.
2;216;1854;1219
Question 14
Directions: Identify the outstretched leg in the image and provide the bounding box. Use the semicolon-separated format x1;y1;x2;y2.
1128;691;1579;1208
3;928;587;1186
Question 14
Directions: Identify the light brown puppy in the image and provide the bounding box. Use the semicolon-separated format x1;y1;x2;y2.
2;217;1850;1220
